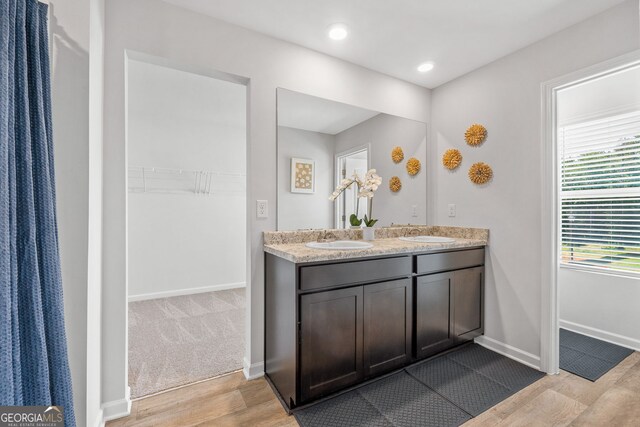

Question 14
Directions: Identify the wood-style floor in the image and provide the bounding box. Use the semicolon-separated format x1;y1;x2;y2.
107;351;640;426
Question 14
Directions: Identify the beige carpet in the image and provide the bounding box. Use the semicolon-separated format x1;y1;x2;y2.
128;288;245;398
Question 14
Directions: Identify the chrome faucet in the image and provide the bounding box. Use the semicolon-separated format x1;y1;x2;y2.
317;230;338;243
406;227;422;237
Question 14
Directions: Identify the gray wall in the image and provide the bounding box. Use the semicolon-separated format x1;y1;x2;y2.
429;0;639;363
559;269;640;350
335;114;428;226
277;126;335;230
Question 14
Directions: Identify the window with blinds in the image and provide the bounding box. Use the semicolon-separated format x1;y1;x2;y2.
559;110;640;274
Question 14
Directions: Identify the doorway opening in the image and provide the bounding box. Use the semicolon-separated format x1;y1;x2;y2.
541;50;640;376
335;146;370;228
125;57;248;398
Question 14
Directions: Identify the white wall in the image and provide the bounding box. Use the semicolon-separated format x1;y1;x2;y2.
277;126;335;230
49;0;104;425
557;64;640;350
127;60;246;300
102;0;431;410
559;269;640;350
335;113;428;226
430;0;640;364
86;0;104;425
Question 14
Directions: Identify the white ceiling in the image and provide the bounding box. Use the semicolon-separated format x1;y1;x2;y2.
277;89;379;134
163;0;625;88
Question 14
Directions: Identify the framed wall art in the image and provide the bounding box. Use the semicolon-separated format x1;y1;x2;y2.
291;157;315;193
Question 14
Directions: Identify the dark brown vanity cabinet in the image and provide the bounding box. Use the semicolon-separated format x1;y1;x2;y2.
265;247;484;410
363;279;412;377
299;278;412;401
453;266;484;341
299;286;364;401
415;272;455;358
414;248;484;358
414;264;485;359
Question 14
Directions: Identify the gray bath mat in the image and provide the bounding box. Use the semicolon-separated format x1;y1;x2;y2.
295;344;544;426
295;390;393;427
295;372;470;427
559;328;634;382
407;344;545;416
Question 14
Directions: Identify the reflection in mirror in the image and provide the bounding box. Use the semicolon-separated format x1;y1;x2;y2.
277;89;427;231
335;147;369;228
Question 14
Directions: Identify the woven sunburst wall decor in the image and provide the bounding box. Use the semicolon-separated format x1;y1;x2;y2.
391;146;404;163
465;124;487;146
406;157;421;176
442;149;462;170
389;176;402;192
468;162;493;184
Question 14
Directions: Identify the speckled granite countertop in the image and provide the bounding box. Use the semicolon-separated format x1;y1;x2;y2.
264;226;488;263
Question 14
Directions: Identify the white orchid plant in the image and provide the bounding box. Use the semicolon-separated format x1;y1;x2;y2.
329;169;382;227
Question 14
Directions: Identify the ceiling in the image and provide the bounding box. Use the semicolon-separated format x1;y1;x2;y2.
277;89;379;135
162;0;625;88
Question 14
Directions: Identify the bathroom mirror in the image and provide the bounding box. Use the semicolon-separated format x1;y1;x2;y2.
277;88;427;230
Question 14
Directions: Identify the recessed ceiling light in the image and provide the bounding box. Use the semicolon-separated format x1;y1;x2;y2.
328;24;348;41
417;62;435;73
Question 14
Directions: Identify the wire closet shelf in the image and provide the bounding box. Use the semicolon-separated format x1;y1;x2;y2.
128;166;245;195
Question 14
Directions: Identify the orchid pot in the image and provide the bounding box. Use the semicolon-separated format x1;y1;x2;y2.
362;227;375;241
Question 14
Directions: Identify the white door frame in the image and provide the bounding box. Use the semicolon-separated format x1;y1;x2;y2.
540;49;640;374
334;144;371;228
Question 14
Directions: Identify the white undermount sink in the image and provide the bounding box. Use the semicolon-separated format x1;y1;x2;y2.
399;236;456;243
306;240;374;250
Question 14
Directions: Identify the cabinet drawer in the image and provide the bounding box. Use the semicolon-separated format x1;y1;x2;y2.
416;248;484;275
300;256;411;291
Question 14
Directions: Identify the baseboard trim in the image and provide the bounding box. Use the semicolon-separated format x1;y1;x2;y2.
243;358;264;380
128;282;246;302
560;319;640;351
474;336;541;370
101;386;132;423
92;408;104;427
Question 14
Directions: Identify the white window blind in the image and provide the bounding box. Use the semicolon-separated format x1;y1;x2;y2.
559;110;640;274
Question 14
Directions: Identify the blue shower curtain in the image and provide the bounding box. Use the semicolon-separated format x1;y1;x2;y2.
0;1;76;425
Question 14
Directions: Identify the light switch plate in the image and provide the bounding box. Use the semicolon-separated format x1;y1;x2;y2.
411;205;418;217
448;204;456;217
257;200;268;218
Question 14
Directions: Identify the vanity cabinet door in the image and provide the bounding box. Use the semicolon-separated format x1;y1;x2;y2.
454;266;484;342
363;279;412;377
415;272;455;359
300;286;363;402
